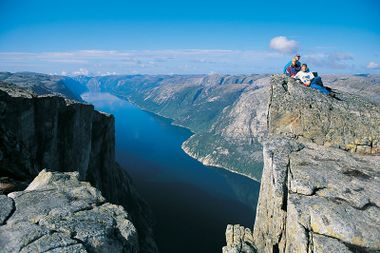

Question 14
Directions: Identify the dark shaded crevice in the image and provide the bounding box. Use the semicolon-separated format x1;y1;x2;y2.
266;82;274;133
33;96;46;171
2;196;15;225
356;201;379;211
219;77;225;85
247;111;256;145
311;230;378;253
344;242;380;253
281;160;290;211
40;242;82;253
0;123;37;183
239;77;246;84
272;244;279;253
36;231;83;253
191;88;203;104
343;169;372;180
71;205;96;214
298;222;312;253
290;186;327;197
66;231;94;253
323;196;378;211
311;186;326;195
281;79;289;92
18;233;47;252
277;224;286;253
71;200;107;214
307;230;313;253
69;231;84;244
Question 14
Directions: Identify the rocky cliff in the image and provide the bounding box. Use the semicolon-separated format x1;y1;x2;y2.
0;82;157;252
223;75;380;253
0;170;138;253
181;76;271;180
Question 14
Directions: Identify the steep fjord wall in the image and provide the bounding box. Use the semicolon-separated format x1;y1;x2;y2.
223;76;380;253
87;74;272;180
0;83;157;253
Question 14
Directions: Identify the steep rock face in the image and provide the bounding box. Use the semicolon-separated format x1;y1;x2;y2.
182;78;271;180
224;75;380;253
253;139;380;253
0;170;138;253
0;83;157;252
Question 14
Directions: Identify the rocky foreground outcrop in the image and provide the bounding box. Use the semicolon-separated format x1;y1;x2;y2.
0;83;157;252
0;170;138;253
223;75;380;253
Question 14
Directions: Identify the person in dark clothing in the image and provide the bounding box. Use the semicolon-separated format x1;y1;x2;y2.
285;57;301;77
283;54;302;74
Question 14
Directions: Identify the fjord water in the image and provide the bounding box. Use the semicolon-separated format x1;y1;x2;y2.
82;92;260;253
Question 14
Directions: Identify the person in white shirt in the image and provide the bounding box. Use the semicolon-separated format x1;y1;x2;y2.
293;64;331;95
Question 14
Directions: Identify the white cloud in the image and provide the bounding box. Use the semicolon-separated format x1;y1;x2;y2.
269;36;298;54
0;49;285;74
367;61;379;69
0;49;362;74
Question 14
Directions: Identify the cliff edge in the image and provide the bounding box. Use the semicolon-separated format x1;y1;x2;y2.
0;82;157;252
223;75;380;253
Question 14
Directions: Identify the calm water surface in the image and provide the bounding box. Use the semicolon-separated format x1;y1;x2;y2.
82;92;260;253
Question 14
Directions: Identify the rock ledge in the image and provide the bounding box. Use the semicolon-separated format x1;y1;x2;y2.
0;170;139;253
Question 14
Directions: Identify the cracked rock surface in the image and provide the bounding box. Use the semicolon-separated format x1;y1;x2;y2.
254;138;380;253
0;170;138;253
269;76;380;154
224;75;380;253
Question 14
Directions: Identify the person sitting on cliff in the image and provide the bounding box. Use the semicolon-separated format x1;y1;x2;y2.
284;57;301;77
283;54;302;75
293;64;331;95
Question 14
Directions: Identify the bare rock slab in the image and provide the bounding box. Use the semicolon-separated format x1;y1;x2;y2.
0;170;139;253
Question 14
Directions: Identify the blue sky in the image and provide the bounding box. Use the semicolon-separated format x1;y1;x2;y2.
0;0;379;75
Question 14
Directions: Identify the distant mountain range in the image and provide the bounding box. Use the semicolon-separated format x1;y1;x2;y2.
1;71;379;253
2;71;379;181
